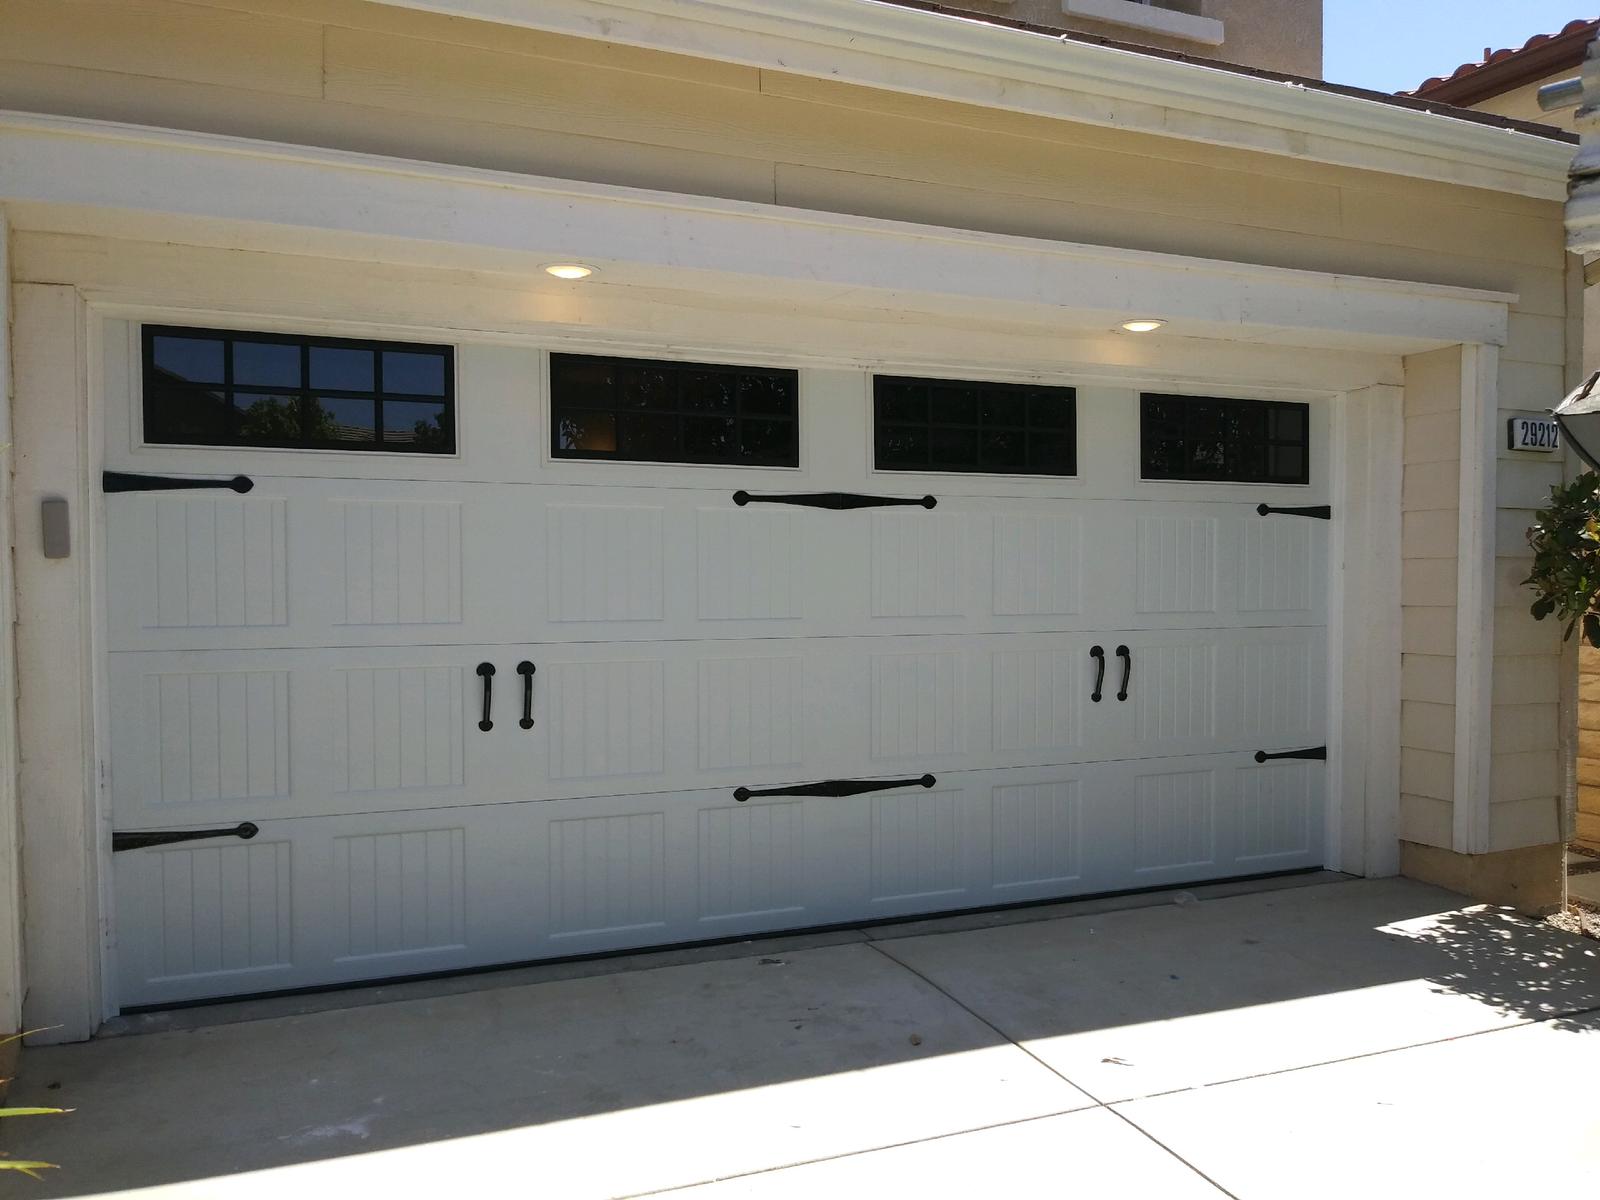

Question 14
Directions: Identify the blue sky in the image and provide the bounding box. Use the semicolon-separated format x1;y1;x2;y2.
1324;1;1596;93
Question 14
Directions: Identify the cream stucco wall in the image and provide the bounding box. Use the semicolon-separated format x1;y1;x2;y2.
932;0;1322;76
0;0;1571;831
0;0;1576;1031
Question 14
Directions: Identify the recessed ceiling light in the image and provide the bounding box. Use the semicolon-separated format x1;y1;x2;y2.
544;263;596;280
1121;318;1167;333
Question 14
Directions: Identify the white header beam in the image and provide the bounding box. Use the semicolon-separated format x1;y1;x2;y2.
0;113;1514;356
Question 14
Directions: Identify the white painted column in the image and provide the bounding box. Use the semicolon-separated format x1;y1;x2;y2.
12;283;101;1042
0;208;24;1034
1453;343;1499;855
1330;382;1403;877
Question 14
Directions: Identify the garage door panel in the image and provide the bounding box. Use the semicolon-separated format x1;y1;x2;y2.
105;478;535;651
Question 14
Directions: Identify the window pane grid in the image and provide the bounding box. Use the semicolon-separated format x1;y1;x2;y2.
143;326;454;454
551;354;799;467
1140;393;1309;485
873;376;1076;476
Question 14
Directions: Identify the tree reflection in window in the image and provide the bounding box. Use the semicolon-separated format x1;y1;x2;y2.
551;354;797;466
143;326;454;454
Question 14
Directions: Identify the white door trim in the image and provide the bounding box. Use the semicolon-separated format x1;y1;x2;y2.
0;113;1516;355
1453;343;1499;854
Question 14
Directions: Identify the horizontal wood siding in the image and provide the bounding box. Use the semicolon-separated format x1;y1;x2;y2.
0;0;1573;856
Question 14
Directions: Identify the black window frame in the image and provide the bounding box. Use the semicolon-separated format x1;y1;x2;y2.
872;375;1077;477
140;325;456;455
1139;393;1310;486
549;353;800;468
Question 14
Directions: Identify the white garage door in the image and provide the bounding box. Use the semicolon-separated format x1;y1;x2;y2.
105;325;1327;1007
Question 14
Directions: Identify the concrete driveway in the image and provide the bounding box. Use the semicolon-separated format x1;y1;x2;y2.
5;876;1600;1199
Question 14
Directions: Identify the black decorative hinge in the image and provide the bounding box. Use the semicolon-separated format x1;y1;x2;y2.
733;491;936;510
112;822;259;852
1256;504;1330;520
1254;746;1328;763
734;774;936;802
104;471;254;494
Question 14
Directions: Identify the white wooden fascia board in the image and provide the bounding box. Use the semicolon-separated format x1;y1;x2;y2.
1062;0;1224;46
363;0;1573;200
0;113;1514;353
1453;343;1498;856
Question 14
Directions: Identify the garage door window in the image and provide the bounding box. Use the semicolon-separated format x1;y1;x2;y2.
1140;393;1309;485
550;354;799;467
142;326;455;453
874;376;1077;475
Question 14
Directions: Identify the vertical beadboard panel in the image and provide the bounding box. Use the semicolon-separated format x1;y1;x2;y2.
870;651;965;760
870;788;963;900
547;504;664;622
1136;516;1218;613
697;656;803;770
871;512;963;617
992;780;1082;887
148;496;287;627
1237;764;1313;860
697;507;800;620
1236;641;1314;741
548;812;666;936
334;666;464;793
992;648;1083;751
145;670;289;805
1238;517;1314;612
1135;644;1217;741
547;660;666;779
335;828;466;958
1134;769;1217;871
152;841;291;978
992;513;1082;615
697;802;803;919
337;499;463;625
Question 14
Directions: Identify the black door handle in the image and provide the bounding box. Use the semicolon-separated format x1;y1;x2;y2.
1255;504;1330;520
1255;746;1327;763
104;470;253;494
112;822;259;852
1116;645;1131;702
517;661;536;729
734;774;935;802
477;662;496;731
733;491;936;510
1089;645;1105;703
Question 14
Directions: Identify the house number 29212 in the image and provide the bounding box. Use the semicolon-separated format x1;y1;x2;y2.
1507;416;1560;452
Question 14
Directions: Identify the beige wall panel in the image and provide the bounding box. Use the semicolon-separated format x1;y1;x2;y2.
1400;794;1453;845
1403;351;1464;415
1402;510;1459;558
1402;558;1457;608
1491;703;1560;754
1401;701;1455;754
1402;654;1456;703
1493;654;1561;707
1503;313;1569;366
1496;458;1566;510
1401;746;1455;802
1403;411;1460;464
1401;463;1461;512
1337;189;1565;271
0;62;781;206
1501;360;1569;405
320;27;1358;242
1402;607;1457;658
1488;795;1562;850
1490;749;1561;802
1491;607;1562;657
0;0;324;97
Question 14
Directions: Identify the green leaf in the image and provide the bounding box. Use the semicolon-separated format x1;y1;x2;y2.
0;1161;58;1180
0;1107;67;1118
1586;613;1600;648
1531;597;1555;620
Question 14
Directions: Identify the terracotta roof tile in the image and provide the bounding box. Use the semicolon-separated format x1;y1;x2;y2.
1405;18;1598;102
